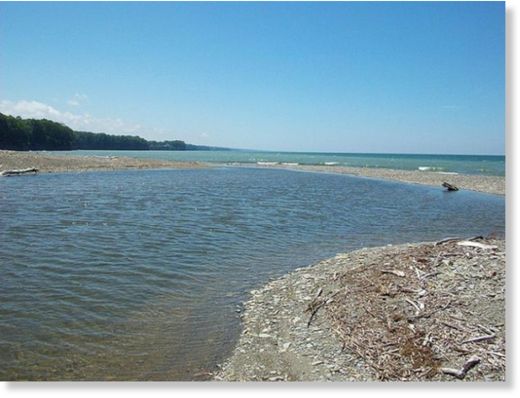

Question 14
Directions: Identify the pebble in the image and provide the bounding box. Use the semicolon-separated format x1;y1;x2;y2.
279;342;291;353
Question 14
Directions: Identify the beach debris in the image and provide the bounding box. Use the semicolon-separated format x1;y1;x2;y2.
435;235;484;246
0;167;38;177
461;334;496;345
306;298;328;328
441;356;481;379
457;241;497;250
305;290;340;327
435;237;462;246
404;298;423;315
326;239;504;381
442;182;459;191
381;269;405;277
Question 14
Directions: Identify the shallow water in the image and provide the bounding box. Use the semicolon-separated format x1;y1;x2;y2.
0;167;504;380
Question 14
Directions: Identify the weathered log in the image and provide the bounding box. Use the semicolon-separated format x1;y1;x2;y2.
0;167;38;177
442;182;459;191
457;241;497;250
435;237;461;246
435;235;483;246
0;168;39;177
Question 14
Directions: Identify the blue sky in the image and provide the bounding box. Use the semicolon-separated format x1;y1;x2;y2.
0;1;504;154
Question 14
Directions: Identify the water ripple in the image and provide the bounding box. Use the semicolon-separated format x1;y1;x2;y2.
0;167;504;380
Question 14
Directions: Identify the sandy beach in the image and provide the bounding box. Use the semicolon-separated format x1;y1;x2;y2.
248;163;505;196
0;150;205;174
215;237;505;381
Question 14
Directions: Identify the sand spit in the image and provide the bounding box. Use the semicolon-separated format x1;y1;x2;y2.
249;164;505;196
0;150;205;174
215;238;505;381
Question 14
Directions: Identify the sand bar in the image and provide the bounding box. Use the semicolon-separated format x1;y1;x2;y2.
246;163;505;196
0;150;205;174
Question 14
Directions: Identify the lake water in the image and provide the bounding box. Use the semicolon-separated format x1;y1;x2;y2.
0;167;505;380
51;150;506;176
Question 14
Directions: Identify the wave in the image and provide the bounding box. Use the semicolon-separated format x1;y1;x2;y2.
324;162;339;166
281;162;299;166
257;161;279;166
418;166;445;172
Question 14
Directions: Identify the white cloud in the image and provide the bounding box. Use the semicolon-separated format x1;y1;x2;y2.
0;99;143;134
67;93;88;107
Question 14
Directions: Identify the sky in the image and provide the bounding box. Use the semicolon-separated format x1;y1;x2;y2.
0;1;505;155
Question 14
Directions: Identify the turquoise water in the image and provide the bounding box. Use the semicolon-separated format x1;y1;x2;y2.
0;167;505;380
51;150;505;176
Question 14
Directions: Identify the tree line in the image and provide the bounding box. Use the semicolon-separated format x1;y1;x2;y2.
0;113;220;151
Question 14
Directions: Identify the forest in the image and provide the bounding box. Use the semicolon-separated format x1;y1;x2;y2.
0;113;220;151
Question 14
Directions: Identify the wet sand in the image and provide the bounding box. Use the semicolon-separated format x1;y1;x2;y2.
0;150;205;174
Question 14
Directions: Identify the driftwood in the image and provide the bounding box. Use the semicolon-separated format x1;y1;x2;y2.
435;235;484;246
461;334;496;345
381;269;405;277
442;182;459;191
441;356;481;379
305;290;339;327
0;168;39;177
435;237;461;246
457;241;497;250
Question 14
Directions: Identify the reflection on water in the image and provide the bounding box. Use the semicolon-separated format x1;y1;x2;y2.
0;167;504;380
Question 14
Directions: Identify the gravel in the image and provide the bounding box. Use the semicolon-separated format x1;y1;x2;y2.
215;238;505;382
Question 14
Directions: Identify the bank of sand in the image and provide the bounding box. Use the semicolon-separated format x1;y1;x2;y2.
215;238;505;382
0;150;205;174
247;163;505;196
